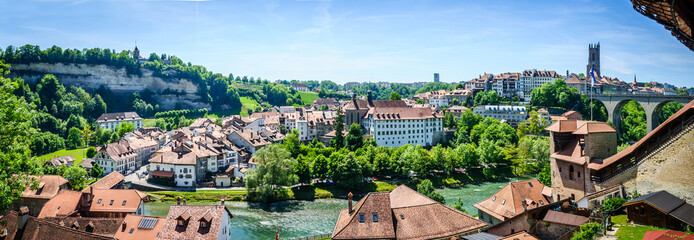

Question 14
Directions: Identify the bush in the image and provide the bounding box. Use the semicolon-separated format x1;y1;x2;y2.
602;198;627;213
571;222;601;240
86;147;97;158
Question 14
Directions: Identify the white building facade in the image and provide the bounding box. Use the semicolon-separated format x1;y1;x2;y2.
364;108;444;147
473;105;528;127
520;69;561;101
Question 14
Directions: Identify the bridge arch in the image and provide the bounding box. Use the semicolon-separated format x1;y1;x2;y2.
592;94;694;139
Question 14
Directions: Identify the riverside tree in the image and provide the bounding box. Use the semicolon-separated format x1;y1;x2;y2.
0;60;43;211
245;145;298;202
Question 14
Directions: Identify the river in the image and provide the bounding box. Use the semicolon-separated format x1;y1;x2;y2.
144;175;535;239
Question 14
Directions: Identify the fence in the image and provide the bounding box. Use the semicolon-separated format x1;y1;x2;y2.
290;233;330;240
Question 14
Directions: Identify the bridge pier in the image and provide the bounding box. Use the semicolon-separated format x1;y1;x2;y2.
592;94;694;140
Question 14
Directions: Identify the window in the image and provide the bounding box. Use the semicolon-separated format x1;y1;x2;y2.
528;182;533;187
501;200;506;205
200;221;209;228
129;228;134;234
492;196;496;202
97;199;102;204
359;214;365;223
372;213;379;222
569;165;575;180
122;200;127;206
539;200;544;205
177;219;185;226
400;214;405;219
110;200;114;205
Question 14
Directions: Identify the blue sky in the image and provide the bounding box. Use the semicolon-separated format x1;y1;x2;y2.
1;0;693;87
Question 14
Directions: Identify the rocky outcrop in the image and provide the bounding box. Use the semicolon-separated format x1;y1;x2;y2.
9;62;210;110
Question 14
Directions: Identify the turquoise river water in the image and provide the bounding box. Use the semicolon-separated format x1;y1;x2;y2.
144;175;534;239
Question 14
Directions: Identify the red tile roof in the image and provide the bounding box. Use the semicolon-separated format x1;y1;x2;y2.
332;185;486;240
157;204;232;240
473;179;551;221
498;231;540;240
85;172;124;191
114;214;166;240
541;210;588;226
643;230;694;240
89;189;147;213
21;175;69;199
38;190;82;218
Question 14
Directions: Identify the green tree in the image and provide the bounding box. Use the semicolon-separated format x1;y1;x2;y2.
416;179;445;204
91;162;104;178
36;74;66;109
286;98;294;106
294;155;312;185
86;147;97;158
345;123;363;151
602;198;627;212
245;145;298;202
116;122;135;138
66;127;83;149
283;129;301;157
81;125;92;147
0;60;43;211
311;154;330;181
333;153;364;189
454;143;479;169
30;131;65;156
537;163;551;187
389;91;401;100
658;101;683;123
452;98;459;105
620;101;646;142
451;198;468;214
63;165;88;190
516;110;547;138
331;108;345;149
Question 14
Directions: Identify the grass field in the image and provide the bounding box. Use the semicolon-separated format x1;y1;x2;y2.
298;91;319;106
143;118;156;127
612;214;675;239
37;148;89;165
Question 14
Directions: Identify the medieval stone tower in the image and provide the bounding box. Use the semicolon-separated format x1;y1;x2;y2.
586;42;600;78
133;46;140;60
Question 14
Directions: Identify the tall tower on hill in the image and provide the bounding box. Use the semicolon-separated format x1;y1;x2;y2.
586;43;600;78
133;46;140;60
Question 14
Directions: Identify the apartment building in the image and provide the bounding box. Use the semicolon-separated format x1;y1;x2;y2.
473;105;528;127
363;107;444;147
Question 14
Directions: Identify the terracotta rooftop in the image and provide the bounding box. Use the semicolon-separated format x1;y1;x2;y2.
549;138;585;165
473;179;551;221
42;217;124;237
47;156;76;167
85;172;124;191
0;211;116;240
498;231;540;240
643;230;694;240
157;204;233;240
38;190;82;218
541;210;588;227
332;185;486;240
344;99;408;110
113;214;166;240
21;175;69;199
89;189;147;213
148;150;197;165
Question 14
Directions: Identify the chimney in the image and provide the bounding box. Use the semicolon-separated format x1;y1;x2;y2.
521;200;528;212
17;206;29;230
121;221;127;231
177;196;182;205
348;192;354;215
183;199;187;205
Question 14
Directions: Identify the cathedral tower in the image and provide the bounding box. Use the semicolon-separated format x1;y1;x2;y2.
586;42;600;78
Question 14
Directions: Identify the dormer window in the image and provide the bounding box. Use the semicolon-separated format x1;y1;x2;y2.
177;219;186;226
200;220;209;228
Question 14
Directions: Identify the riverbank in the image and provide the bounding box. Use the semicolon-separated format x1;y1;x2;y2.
146;180;398;203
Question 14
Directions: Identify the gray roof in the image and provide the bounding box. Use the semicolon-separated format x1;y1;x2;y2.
79;158;94;169
96;112;142;123
624;190;684;213
462;232;501;240
670;203;694;227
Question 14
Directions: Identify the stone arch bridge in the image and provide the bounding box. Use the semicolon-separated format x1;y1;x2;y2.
592;94;694;137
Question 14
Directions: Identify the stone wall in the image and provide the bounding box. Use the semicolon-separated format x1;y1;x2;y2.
9;62;210;110
621;129;694;201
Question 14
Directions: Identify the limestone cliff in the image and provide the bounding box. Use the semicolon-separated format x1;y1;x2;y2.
9;62;211;110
